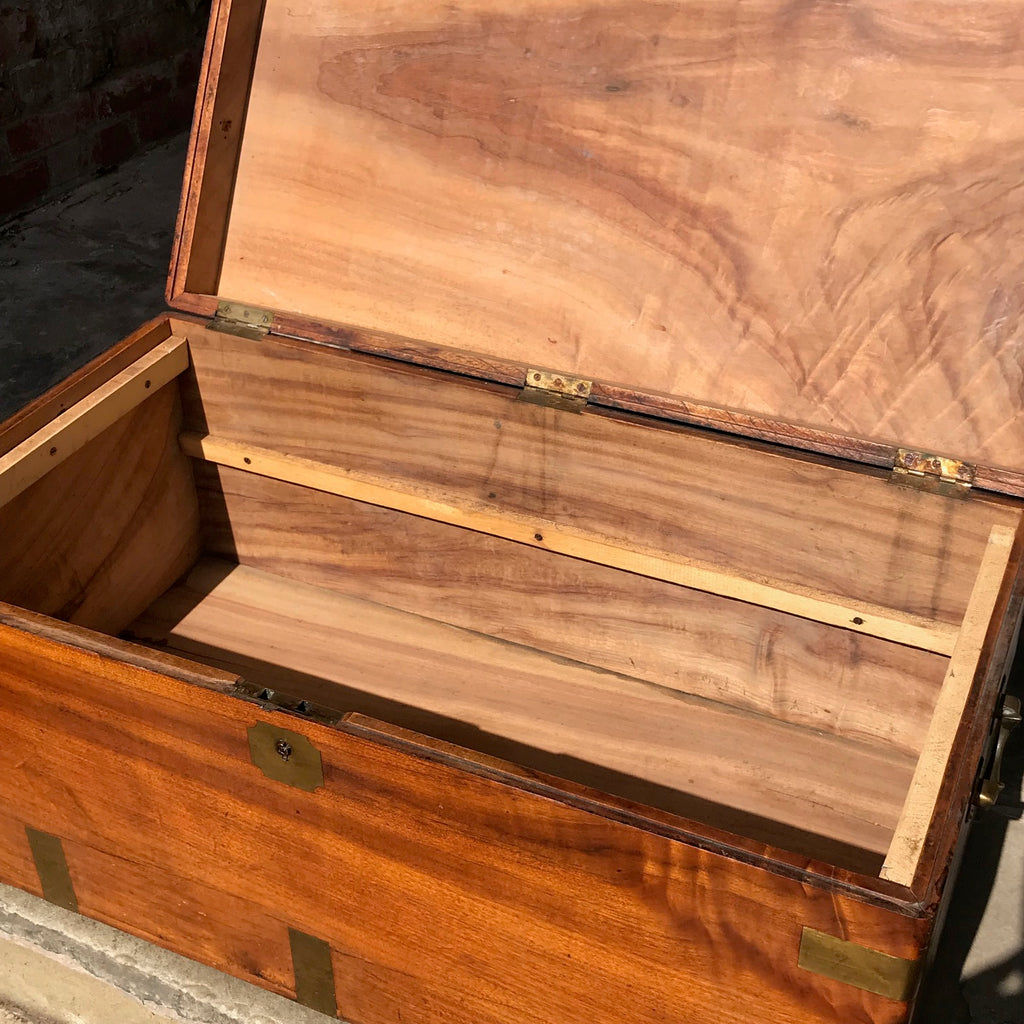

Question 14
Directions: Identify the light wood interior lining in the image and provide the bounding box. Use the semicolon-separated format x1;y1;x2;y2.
181;430;960;654
181;326;1018;628
195;462;948;754
881;524;1018;886
125;558;914;867
0;385;201;635
0;338;188;509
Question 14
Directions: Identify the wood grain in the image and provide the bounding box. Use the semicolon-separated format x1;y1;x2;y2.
0;338;189;509
902;543;1024;899
0;317;173;459
50;824;298;1002
0;619;929;1024
0;810;40;902
0;601;241;694
881;524;1018;885
126;558;915;857
183;430;961;654
210;0;1024;482
0;386;201;635
183;328;1020;628
197;463;948;754
168;0;266;303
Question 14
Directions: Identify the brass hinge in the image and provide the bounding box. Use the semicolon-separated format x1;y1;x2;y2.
519;369;592;412
890;448;975;497
233;680;343;725
208;301;274;340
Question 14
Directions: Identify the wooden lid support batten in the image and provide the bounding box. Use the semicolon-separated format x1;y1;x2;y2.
0;339;190;509
180;430;962;654
880;523;1020;888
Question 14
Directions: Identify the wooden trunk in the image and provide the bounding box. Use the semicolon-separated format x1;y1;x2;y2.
3;2;1024;1022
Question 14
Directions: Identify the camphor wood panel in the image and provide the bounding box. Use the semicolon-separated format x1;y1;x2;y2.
213;0;1024;484
0;619;931;1024
182;430;961;653
0;338;188;508
0;322;1016;879
181;326;1019;631
0;318;173;458
0;385;200;635
126;558;917;859
171;0;266;297
882;524;1018;886
196;462;949;755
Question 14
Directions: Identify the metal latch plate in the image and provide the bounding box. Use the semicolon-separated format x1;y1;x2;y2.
891;449;975;497
248;720;325;792
519;369;592;412
208;301;274;340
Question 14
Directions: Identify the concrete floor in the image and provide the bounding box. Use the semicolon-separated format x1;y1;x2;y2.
0;136;1022;1024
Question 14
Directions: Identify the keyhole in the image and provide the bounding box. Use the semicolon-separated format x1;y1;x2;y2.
275;739;293;762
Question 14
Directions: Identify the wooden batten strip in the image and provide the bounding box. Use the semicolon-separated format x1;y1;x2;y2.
880;524;1017;887
0;338;190;509
179;433;960;655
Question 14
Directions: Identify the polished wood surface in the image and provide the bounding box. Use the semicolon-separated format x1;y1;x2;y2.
0;620;929;1024
182;328;1019;628
205;0;1024;482
197;463;948;754
0;387;201;635
169;0;265;301
127;558;915;857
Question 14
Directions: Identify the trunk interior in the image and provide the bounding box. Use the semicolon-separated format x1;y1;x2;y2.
1;319;1020;886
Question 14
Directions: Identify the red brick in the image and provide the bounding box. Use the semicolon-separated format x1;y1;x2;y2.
6;94;96;158
5;117;46;157
112;19;193;67
0;0;211;212
0;158;50;221
175;46;204;91
134;88;194;145
0;84;19;123
0;8;38;65
92;119;136;169
9;50;78;111
97;66;175;118
46;134;95;190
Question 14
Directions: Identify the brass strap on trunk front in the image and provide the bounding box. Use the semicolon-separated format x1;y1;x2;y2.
289;929;338;1016
798;928;921;1002
26;827;79;914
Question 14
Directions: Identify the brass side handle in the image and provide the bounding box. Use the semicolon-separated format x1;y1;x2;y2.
978;695;1022;808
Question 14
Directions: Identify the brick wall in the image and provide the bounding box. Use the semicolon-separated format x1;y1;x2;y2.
0;0;211;222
